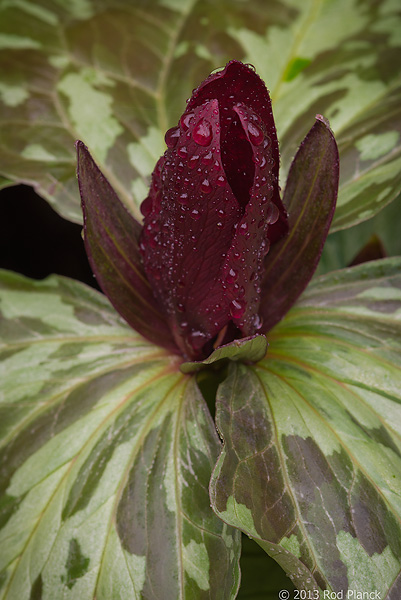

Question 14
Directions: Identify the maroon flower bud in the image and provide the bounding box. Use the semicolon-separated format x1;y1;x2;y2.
139;61;288;359
77;61;338;363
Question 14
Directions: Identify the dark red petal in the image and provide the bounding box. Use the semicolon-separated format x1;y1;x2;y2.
76;141;177;353
203;103;282;338
187;60;288;244
140;101;242;358
259;116;339;332
187;61;281;197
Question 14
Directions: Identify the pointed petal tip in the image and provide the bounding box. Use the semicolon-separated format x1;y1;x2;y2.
75;139;88;158
315;114;331;128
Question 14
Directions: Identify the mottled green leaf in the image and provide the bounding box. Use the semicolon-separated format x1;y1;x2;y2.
0;0;399;228
318;192;401;275
0;271;240;600
211;258;401;596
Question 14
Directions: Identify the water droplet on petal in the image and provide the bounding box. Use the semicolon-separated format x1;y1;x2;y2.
253;314;263;330
191;208;201;220
178;193;189;205
202;150;213;165
266;202;279;224
189;330;207;347
216;175;225;187
230;299;246;319
188;154;200;169
247;122;264;145
178;145;188;158
201;178;212;194
226;268;238;283
260;239;270;256
180;112;194;131
165;126;180;148
239;222;248;235
177;302;185;312
192;118;213;146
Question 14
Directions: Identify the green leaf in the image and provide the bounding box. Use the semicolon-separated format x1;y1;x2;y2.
318;192;401;275
180;335;268;374
0;271;241;599
0;0;399;227
210;258;401;595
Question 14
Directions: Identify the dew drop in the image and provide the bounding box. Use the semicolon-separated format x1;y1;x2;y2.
213;159;221;171
165;126;180;148
233;251;242;261
192;118;213;146
266;202;280;225
253;314;263;330
191;208;201;220
248;122;264;145
216;221;223;228
201;178;212;194
180;112;194;131
180;320;188;329
230;299;246;319
177;302;185;312
239;222;248;235
226;268;238;283
178;145;188;158
188;154;200;169
216;175;225;187
260;239;270;256
189;330;207;347
178;193;189;205
202;150;213;165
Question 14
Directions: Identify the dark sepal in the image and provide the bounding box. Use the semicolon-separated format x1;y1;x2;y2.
259;116;339;333
76;141;177;353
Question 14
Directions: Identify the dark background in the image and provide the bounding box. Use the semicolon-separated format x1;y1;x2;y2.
0;184;100;290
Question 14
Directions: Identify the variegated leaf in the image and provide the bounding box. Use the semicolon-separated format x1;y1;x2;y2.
210;258;401;597
318;192;401;274
0;271;240;600
0;0;400;228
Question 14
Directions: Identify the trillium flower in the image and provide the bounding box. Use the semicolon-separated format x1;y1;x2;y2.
77;61;339;362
